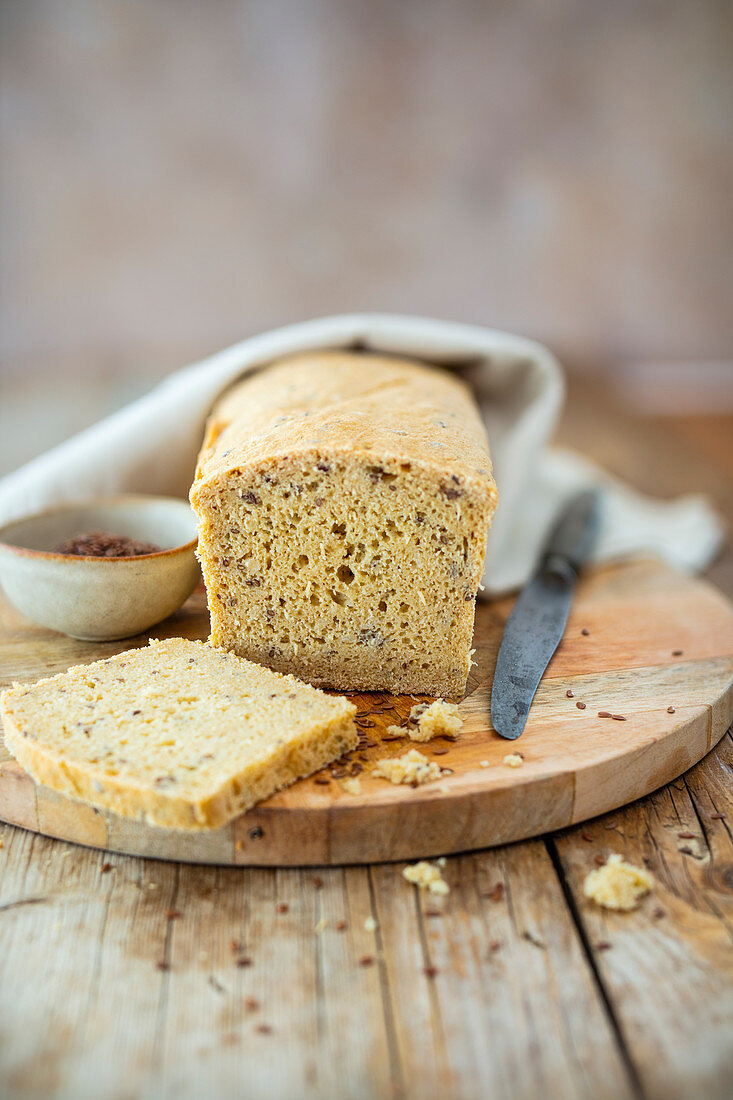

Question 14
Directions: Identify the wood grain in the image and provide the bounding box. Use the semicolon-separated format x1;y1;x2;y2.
0;826;640;1100
371;846;635;1100
551;732;733;1100
1;558;732;866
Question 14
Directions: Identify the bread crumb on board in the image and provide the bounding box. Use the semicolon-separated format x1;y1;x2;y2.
503;753;524;768
408;699;463;743
373;749;446;786
341;777;362;796
384;725;405;739
403;861;450;895
364;916;378;932
583;854;654;911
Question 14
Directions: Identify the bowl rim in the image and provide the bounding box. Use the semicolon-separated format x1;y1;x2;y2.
0;494;198;563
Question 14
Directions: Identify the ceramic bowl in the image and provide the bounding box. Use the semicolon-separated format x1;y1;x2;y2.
0;496;200;641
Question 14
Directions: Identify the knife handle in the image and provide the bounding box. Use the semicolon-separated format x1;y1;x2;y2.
541;489;601;573
542;554;577;586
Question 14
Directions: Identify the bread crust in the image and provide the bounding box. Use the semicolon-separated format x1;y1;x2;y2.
192;351;495;503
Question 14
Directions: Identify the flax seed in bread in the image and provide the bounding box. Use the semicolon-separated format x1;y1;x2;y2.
0;638;357;829
190;350;498;695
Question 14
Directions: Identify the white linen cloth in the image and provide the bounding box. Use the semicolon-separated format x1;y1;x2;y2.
0;314;723;595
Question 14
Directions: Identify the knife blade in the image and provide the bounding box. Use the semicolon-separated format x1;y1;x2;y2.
490;489;601;740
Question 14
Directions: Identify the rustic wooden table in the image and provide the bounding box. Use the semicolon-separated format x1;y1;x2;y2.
1;374;731;1100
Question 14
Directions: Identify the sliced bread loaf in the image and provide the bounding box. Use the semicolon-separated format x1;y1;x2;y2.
0;638;357;829
191;350;498;695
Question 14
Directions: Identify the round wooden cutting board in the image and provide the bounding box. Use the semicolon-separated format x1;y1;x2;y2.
0;558;731;865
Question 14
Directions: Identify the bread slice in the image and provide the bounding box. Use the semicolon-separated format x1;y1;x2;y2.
0;638;357;829
190;350;498;695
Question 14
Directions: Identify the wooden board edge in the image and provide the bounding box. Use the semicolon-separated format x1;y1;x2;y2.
2;700;730;867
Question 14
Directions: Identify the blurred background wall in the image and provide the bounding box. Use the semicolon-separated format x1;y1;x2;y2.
1;0;731;465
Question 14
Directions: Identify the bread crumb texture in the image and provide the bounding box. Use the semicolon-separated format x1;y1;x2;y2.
403;860;450;895
190;351;497;695
373;748;445;786
408;699;462;742
0;638;357;830
340;776;362;796
503;753;524;768
583;854;654;911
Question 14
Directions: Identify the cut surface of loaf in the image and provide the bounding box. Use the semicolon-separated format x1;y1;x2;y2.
191;351;498;695
0;638;357;830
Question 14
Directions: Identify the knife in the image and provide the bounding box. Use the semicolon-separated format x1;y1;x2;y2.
490;489;601;740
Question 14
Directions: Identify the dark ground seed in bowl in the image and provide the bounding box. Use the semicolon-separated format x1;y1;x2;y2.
52;531;162;557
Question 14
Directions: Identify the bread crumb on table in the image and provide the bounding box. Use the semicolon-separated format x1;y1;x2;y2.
373;749;446;786
583;854;654;911
503;753;524;768
341;777;362;795
403;861;450;896
479;760;490;768
364;916;378;932
408;699;463;743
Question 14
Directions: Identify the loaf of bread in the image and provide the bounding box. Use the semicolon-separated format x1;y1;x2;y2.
191;350;498;695
0;638;357;829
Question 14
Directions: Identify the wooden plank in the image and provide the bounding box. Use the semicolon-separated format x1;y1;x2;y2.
0;827;126;1097
552;732;733;1100
0;838;395;1099
0;826;638;1100
2;560;732;865
370;844;635;1100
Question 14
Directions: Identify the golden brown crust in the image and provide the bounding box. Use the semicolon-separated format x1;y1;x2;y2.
191;351;496;506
